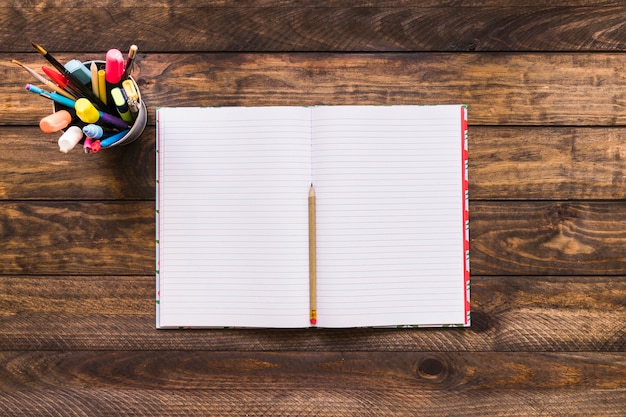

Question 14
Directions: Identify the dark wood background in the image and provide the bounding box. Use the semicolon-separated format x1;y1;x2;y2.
1;1;625;415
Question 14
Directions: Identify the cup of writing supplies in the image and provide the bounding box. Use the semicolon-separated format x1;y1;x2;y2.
52;60;147;150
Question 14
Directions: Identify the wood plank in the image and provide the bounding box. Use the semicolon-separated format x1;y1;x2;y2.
0;351;623;416
0;202;154;276
3;5;626;52
470;201;626;276
5;53;626;126
0;388;623;417
2;201;625;276
470;126;626;200
2;125;625;201
0;127;154;201
0;275;623;351
0;351;623;391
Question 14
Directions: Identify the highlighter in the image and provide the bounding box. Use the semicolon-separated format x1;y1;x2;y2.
74;98;129;130
74;98;100;123
105;49;125;84
83;124;104;139
64;59;92;85
39;110;72;133
58;126;83;153
111;87;133;122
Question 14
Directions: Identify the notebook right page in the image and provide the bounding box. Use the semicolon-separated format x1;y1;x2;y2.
311;105;469;328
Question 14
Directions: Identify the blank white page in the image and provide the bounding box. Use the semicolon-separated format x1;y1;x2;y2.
311;105;466;328
157;107;311;328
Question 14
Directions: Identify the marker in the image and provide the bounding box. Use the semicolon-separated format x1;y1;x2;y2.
83;137;93;153
25;83;76;109
91;140;102;153
105;48;124;85
74;98;129;130
83;124;105;139
122;44;138;80
122;79;140;115
97;69;107;105
11;60;76;100
90;62;99;98
64;59;91;85
31;41;108;110
111;87;133;122
57;126;83;153
39;110;72;133
100;129;130;148
122;79;139;101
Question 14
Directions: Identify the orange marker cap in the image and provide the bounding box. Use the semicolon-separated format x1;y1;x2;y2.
39;110;72;133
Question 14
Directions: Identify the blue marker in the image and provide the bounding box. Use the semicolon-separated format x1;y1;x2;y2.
64;59;92;85
100;129;130;148
83;124;104;139
25;83;75;109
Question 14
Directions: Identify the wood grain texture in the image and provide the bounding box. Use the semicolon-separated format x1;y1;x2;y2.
470;127;626;200
0;351;623;391
2;126;625;201
1;276;623;351
2;201;624;276
1;2;625;415
3;5;626;52
0;351;624;416
0;202;154;275
0;388;623;417
6;52;626;126
0;127;154;201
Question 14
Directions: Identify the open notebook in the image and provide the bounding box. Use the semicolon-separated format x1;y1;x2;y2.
156;105;469;328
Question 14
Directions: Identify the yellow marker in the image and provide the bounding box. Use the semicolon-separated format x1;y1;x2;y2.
97;69;107;105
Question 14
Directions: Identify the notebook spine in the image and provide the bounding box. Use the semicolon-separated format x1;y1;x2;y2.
461;105;470;326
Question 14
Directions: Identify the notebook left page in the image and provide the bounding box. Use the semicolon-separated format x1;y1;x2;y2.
157;107;312;328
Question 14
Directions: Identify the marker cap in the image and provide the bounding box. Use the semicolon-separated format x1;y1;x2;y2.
39;110;72;133
122;79;139;101
64;59;92;85
105;49;125;84
58;126;83;153
75;98;100;124
42;66;69;88
83;124;104;139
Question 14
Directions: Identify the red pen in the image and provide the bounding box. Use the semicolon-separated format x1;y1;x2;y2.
41;66;82;97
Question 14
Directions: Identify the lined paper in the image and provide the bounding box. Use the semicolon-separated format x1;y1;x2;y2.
311;106;465;327
157;105;467;328
157;107;311;328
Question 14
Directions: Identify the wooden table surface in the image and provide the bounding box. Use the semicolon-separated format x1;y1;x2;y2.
1;1;625;416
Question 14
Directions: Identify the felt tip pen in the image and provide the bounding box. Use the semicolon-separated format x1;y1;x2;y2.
83;124;106;139
97;69;107;105
100;129;129;148
111;87;133;122
122;79;140;101
74;98;130;130
25;83;76;109
105;48;125;85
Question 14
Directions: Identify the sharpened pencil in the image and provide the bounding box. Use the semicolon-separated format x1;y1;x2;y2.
309;184;317;326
